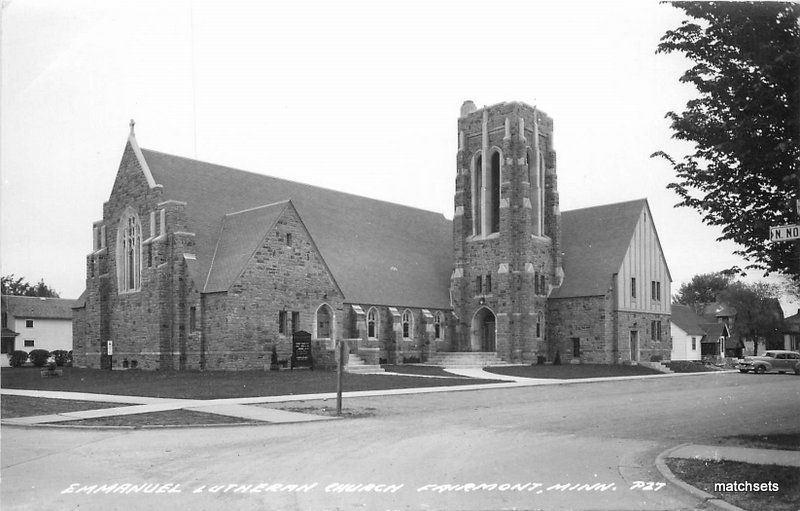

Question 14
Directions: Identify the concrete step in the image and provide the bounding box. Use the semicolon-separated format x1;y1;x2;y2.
344;365;386;374
426;352;508;367
345;354;384;374
637;360;674;374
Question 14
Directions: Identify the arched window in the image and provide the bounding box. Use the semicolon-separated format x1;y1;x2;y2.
434;311;443;340
536;312;543;338
116;209;142;292
472;152;482;236
526;148;533;186
538;149;545;235
527;148;539;235
316;304;332;339
489;150;501;233
402;309;413;339
367;307;378;338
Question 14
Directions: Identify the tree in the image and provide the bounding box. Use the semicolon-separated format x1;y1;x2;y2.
718;281;784;355
653;2;800;282
780;275;800;303
673;271;734;314
1;275;60;298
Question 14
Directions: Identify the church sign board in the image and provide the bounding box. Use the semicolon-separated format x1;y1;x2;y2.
769;224;800;242
291;330;313;370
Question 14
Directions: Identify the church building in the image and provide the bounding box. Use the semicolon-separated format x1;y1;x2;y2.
72;101;672;370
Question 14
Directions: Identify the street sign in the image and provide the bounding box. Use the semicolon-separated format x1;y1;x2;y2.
769;224;800;242
107;340;113;355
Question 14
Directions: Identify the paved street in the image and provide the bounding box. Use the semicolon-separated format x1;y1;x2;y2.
2;372;798;510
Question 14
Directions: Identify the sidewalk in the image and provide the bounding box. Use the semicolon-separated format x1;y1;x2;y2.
669;443;800;467
1;369;732;427
656;443;800;511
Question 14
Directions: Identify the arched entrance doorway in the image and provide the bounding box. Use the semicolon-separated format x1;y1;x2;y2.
471;307;496;352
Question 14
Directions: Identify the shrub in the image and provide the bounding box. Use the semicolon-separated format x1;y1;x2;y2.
9;350;28;367
665;360;716;373
28;349;50;367
51;350;72;367
553;351;562;365
649;354;663;362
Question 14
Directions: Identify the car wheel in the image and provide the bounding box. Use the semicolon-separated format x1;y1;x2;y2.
755;366;766;374
794;367;799;375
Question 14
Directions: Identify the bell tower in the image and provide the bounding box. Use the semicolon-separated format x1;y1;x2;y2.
450;101;562;363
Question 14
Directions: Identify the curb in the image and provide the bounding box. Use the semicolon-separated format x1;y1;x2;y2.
654;444;746;511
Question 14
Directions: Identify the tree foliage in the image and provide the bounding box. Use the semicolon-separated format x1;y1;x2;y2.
653;2;800;281
673;271;734;313
717;280;784;353
1;275;60;298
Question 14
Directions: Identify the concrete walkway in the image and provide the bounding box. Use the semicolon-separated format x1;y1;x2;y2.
668;443;800;467
443;366;560;382
1;369;734;427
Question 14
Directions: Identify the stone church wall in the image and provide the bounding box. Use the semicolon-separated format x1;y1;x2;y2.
547;296;672;364
612;311;672;363
547;295;614;363
201;205;341;370
74;143;187;371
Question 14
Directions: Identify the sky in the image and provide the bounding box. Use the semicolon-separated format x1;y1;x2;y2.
1;0;798;314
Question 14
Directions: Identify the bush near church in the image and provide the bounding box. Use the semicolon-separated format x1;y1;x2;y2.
28;349;50;367
51;350;72;367
9;350;28;367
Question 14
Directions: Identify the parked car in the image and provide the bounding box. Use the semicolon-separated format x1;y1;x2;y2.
738;350;800;375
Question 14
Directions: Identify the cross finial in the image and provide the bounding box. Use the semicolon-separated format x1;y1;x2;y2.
129;119;135;135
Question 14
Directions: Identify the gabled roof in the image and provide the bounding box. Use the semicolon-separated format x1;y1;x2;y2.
1;295;76;319
551;199;647;298
1;327;19;339
140;149;453;309
205;200;291;293
700;323;729;341
671;304;706;336
72;289;87;309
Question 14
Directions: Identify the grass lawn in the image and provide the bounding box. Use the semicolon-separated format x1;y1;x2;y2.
484;364;662;379
1;395;126;418
714;433;800;451
0;367;500;399
666;458;799;511
380;365;466;377
69;409;248;427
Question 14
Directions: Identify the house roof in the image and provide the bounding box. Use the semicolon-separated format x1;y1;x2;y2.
671;304;706;336
140;149;454;309
72;289;87;309
701;302;737;320
1;295;76;319
551;199;647;298
785;309;800;332
703;323;743;350
204;200;292;293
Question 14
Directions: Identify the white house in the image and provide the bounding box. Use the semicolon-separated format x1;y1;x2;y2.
670;304;704;361
783;308;800;351
1;295;75;362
